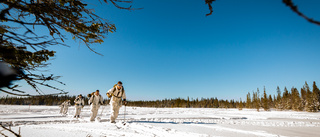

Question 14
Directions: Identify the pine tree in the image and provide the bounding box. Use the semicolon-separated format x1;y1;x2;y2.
253;91;260;111
262;87;269;111
269;95;273;108
307;81;320;112
186;96;191;108
291;87;301;111
283;87;291;110
238;98;243;110
313;81;320;111
257;88;261;108
300;87;307;111
304;82;316;112
275;86;283;110
273;94;276;108
225;100;230;108
246;92;251;108
213;97;219;108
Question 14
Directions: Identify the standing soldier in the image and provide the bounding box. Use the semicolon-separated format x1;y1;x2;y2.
88;90;103;121
59;101;65;114
62;100;71;115
106;81;127;123
74;94;85;118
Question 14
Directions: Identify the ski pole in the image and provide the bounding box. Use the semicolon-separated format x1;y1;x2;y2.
100;104;105;116
123;105;126;125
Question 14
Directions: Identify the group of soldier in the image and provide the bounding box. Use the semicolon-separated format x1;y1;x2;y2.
59;81;127;123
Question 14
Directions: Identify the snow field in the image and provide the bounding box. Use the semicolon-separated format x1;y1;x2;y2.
1;105;320;137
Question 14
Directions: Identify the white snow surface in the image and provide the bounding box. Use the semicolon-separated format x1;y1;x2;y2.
1;105;320;137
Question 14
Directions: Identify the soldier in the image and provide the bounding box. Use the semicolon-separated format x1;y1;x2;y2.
59;101;64;114
61;100;71;115
88;90;103;121
106;81;127;123
74;94;85;118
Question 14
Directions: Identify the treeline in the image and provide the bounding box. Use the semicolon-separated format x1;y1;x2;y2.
126;97;242;108
127;81;320;112
1;81;319;112
0;95;111;106
0;95;89;106
245;81;320;112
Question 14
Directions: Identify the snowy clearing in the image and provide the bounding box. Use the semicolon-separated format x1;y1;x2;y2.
1;105;320;137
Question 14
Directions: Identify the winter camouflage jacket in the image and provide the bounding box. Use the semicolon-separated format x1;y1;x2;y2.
74;97;85;106
88;94;103;105
107;86;126;100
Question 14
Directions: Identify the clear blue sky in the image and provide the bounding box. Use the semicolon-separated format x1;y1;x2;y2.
4;0;320;101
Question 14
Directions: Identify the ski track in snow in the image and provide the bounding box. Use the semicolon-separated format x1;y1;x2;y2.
1;105;320;137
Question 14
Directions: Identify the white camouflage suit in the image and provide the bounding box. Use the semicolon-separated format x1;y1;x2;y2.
60;101;71;115
74;96;85;117
107;86;126;122
88;94;103;121
59;103;64;114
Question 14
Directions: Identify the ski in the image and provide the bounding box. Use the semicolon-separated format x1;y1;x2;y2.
114;124;121;129
96;117;101;122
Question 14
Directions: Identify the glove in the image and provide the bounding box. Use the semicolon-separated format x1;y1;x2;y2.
106;93;112;98
123;101;127;106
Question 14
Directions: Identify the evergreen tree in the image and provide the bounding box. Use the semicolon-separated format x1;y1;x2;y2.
225;100;230;108
186;96;191;108
313;81;320;110
283;87;291;110
291;87;302;111
246;92;251;108
213;97;219;108
238;98;243;110
269;95;273;108
306;81;320;112
257;88;261;108
262;87;269;111
300;87;307;111
253;91;260;111
275;86;283;110
304;82;316;112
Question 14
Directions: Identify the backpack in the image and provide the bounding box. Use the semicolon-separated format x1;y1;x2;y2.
87;92;95;98
88;94;103;105
107;84;124;98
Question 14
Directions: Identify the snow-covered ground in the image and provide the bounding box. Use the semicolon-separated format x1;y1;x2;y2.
1;105;320;137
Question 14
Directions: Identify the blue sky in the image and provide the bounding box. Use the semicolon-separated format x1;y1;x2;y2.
4;0;320;101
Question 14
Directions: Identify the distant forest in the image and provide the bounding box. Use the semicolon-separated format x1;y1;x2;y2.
1;81;319;112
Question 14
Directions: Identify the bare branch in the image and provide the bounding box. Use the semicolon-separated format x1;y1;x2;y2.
6;87;26;94
205;0;216;16
283;0;320;26
0;89;30;96
0;123;21;137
